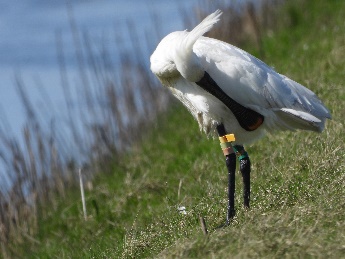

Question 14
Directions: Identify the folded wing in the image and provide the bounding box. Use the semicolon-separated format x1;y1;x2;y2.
193;37;331;132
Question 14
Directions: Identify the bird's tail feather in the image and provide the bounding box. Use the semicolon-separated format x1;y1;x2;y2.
275;108;326;132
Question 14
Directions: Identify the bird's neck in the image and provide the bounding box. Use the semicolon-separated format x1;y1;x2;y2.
175;50;204;82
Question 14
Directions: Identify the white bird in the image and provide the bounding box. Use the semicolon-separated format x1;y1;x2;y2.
150;10;331;224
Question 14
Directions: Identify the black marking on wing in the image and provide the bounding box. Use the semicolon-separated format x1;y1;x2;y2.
196;72;264;131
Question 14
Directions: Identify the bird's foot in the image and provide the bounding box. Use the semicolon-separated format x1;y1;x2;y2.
215;209;235;229
215;221;230;229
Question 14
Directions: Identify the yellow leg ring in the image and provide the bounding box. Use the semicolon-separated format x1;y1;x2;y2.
219;134;236;156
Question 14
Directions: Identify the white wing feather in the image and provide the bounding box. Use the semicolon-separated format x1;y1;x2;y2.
151;9;331;142
193;37;331;132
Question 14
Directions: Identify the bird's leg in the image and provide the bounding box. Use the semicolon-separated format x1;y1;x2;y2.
233;145;250;208
225;152;236;222
216;124;236;225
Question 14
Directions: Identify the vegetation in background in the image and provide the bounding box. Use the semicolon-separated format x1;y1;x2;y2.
0;1;170;254
1;0;344;258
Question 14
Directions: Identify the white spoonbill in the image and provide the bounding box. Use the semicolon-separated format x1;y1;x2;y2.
150;10;331;225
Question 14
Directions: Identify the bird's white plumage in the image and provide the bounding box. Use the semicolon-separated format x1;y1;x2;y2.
150;10;331;145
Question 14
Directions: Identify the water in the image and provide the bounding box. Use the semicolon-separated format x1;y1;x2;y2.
1;0;219;190
0;0;204;137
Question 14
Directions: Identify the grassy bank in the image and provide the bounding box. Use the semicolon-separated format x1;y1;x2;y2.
10;0;345;258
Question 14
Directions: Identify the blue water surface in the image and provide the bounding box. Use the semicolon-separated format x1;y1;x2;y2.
0;0;205;136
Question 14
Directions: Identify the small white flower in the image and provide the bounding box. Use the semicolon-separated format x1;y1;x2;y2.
177;206;187;215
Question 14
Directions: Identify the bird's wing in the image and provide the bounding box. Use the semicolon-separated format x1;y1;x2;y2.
193;37;331;131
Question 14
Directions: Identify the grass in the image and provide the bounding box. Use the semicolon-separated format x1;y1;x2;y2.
6;0;345;258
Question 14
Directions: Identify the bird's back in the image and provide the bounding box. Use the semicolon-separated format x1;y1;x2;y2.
193;37;331;132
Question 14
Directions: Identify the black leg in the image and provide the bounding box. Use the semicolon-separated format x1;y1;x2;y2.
216;124;236;225
225;153;236;222
240;157;250;208
234;145;251;209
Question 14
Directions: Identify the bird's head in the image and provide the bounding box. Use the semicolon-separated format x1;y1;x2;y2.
150;10;222;84
150;31;186;81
